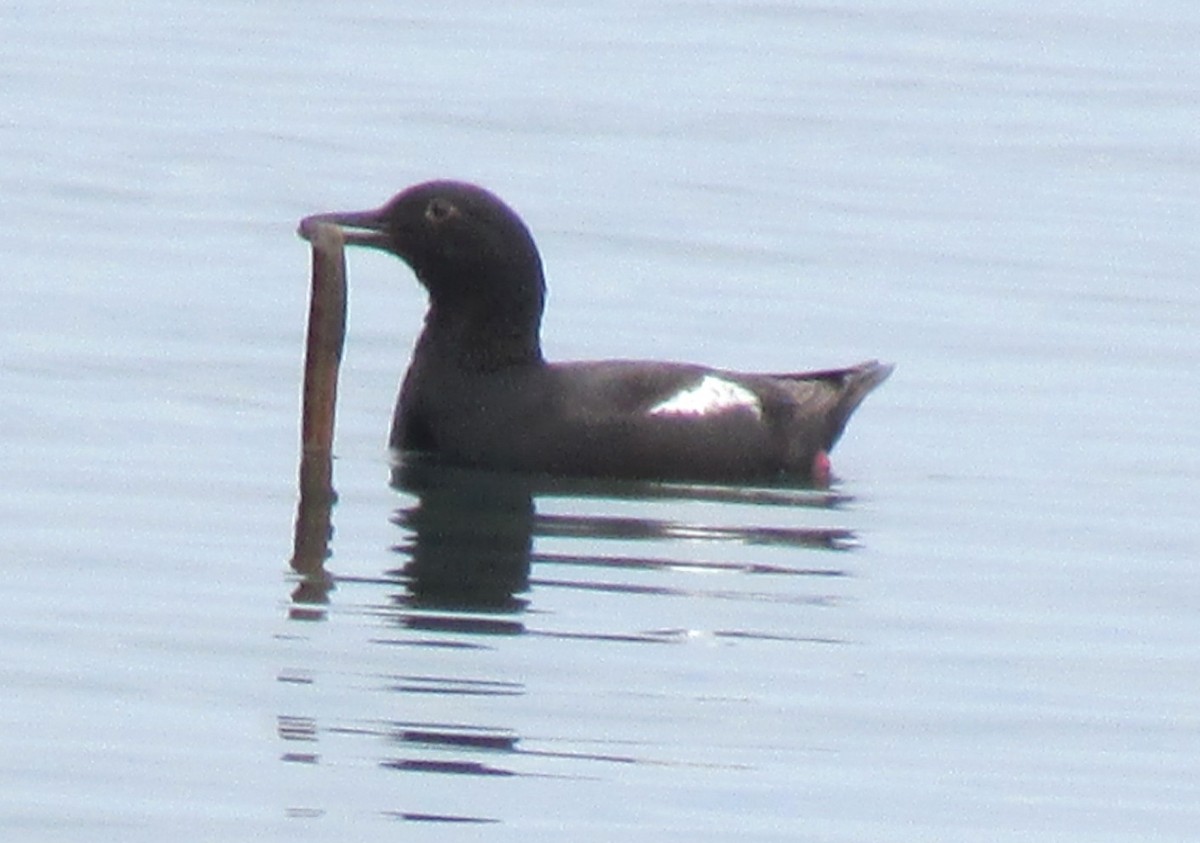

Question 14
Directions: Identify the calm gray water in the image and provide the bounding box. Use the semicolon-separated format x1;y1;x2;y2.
4;1;1199;840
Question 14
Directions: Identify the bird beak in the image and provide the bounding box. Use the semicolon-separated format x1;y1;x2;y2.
298;207;390;250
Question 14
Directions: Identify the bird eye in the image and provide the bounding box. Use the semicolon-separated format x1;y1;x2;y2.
425;198;456;223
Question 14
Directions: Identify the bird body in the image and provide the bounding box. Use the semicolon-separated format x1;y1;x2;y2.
300;181;891;484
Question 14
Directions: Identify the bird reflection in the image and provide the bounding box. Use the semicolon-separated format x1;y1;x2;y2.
285;454;862;813
386;456;857;614
291;450;857;616
389;458;536;612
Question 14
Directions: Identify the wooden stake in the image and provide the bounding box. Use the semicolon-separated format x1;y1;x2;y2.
290;222;346;596
300;222;347;454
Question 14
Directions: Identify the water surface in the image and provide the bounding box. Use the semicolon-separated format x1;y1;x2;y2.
3;1;1199;840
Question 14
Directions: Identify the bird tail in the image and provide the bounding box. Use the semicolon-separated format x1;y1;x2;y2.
774;359;894;450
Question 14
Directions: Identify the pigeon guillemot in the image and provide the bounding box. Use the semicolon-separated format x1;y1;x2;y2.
299;180;891;484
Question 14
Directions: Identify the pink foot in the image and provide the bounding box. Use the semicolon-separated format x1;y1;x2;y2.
811;450;832;488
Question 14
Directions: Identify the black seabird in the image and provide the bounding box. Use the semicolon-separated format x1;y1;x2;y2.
300;180;891;485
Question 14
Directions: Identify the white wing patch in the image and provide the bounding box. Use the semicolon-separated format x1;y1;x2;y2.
648;375;762;419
